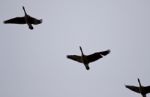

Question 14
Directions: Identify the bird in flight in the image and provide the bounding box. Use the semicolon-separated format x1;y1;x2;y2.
67;46;110;70
4;6;42;30
125;78;150;97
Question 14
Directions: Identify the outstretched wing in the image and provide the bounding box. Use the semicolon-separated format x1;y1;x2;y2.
144;86;150;94
100;49;111;56
4;17;25;24
87;49;110;63
87;52;103;63
67;55;82;63
28;15;42;25
125;85;140;93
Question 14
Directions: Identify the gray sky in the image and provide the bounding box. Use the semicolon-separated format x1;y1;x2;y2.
1;0;150;97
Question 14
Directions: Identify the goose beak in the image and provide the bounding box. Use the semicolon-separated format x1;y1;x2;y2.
79;46;82;50
22;6;25;10
138;78;140;82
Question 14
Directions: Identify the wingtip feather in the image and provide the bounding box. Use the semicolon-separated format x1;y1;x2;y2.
101;49;111;56
3;21;6;24
66;55;70;59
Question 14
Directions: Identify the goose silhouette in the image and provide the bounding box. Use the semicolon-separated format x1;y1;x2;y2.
125;78;150;97
4;6;42;30
67;46;110;70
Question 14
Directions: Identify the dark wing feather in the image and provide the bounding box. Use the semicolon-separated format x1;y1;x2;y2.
87;52;103;63
144;86;150;94
125;85;140;93
100;49;111;56
4;17;25;24
28;15;42;25
67;55;82;63
87;49;110;63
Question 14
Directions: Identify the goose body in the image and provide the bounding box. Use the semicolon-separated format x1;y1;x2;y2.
67;46;110;70
125;78;150;97
4;6;42;30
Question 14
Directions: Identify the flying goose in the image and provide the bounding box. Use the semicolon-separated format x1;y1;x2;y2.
4;6;42;30
125;78;150;97
67;46;110;70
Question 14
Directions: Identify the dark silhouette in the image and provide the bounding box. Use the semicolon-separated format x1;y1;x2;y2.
67;46;110;70
125;78;150;97
4;6;42;30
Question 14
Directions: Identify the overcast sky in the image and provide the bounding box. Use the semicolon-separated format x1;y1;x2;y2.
1;0;150;97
